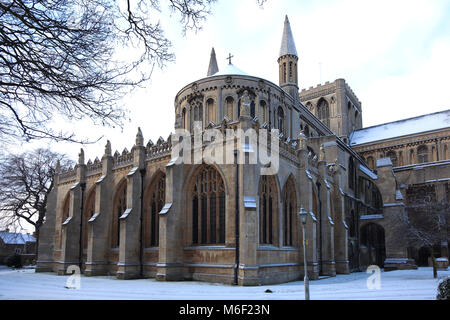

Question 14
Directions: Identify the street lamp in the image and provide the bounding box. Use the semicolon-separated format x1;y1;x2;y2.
298;207;310;300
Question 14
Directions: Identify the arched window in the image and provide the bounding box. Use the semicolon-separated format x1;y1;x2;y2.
283;177;296;247
191;103;203;129
283;62;287;83
288;61;293;81
83;189;96;249
144;173;165;247
250;101;255;118
367;156;375;170
259;175;278;245
112;180;127;248
190;165;225;245
206;98;215;123
386;151;397;167
317;98;330;127
225;96;234;120
58;193;70;249
182;108;187;129
277;107;284;134
417;145;428;163
409;149;415;164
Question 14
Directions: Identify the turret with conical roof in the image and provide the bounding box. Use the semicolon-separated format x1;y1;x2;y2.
278;15;299;100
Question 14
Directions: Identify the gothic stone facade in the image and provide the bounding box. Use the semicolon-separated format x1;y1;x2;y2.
36;17;427;285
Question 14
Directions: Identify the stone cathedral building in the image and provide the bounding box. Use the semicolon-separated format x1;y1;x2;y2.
36;16;449;285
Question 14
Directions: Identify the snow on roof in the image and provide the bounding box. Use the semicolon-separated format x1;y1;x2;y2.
350;109;450;146
0;231;36;245
209;63;248;77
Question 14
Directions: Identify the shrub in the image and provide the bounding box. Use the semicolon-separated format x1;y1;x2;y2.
5;253;22;269
437;276;450;300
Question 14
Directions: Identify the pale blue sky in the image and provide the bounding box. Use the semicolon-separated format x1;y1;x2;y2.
14;0;450;163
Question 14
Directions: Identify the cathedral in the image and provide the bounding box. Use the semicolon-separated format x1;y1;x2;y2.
36;16;449;285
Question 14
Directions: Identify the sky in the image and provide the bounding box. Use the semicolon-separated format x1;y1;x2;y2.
9;0;450;163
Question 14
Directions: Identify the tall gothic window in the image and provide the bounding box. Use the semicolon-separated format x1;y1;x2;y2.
277;107;284;134
58;193;70;249
83;189;96;249
283;177;296;247
144;174;165;247
190;165;225;245
289;61;293;81
225;96;234;120
417;145;428;163
317;98;330;127
283;62;287;83
112;180;127;248
259;175;278;245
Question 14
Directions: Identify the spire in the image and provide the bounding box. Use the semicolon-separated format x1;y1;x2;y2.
279;15;298;57
207;47;219;76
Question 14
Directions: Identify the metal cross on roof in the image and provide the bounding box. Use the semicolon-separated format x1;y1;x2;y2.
226;53;234;65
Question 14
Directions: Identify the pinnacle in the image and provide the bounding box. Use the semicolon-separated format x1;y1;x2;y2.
279;15;298;57
207;47;219;76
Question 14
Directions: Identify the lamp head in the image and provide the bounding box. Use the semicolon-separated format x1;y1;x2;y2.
298;207;308;225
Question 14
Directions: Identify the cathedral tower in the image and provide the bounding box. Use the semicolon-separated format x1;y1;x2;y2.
278;15;299;100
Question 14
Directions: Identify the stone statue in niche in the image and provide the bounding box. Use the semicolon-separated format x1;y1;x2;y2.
240;90;251;117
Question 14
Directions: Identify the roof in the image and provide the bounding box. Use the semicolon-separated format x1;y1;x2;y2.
350;109;450;145
208;63;248;77
0;231;36;245
279;15;298;57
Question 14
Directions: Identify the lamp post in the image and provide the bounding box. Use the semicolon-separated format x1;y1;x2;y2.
298;207;310;300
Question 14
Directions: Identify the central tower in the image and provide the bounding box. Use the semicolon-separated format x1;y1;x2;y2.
278;15;299;101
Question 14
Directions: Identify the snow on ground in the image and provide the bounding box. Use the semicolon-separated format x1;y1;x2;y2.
0;266;448;300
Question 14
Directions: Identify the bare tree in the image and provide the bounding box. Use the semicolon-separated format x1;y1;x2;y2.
0;148;73;255
401;196;449;278
0;0;266;144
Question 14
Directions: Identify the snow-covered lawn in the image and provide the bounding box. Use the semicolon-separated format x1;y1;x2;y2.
0;266;448;300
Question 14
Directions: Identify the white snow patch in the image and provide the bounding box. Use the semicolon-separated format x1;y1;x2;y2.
0;267;448;300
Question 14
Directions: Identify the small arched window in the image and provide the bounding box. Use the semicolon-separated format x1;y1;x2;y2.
225;96;234;120
206;98;215;123
277;107;284;133
367;156;375;170
259;100;267;123
182;108;187;129
417;145;428;163
386;151;397;167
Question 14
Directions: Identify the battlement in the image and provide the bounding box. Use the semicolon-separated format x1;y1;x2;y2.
300;79;361;107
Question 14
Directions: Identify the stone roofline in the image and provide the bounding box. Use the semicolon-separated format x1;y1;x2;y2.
299;78;361;107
